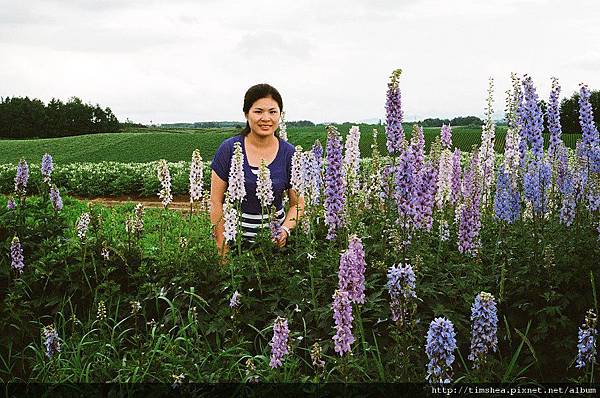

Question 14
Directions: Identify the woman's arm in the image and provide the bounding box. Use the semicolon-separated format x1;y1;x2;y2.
210;170;229;258
275;188;305;247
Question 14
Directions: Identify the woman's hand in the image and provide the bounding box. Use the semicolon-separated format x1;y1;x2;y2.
273;228;288;247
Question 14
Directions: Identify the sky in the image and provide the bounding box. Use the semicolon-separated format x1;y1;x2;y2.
1;0;599;124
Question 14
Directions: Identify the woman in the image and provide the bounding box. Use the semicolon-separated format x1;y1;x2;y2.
210;84;305;257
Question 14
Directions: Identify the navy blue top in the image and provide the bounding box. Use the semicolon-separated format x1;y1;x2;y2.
211;135;296;215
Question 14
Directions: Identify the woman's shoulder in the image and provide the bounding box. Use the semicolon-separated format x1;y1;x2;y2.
278;138;296;156
219;135;243;148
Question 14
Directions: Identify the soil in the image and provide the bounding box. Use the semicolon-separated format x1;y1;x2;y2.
72;194;210;213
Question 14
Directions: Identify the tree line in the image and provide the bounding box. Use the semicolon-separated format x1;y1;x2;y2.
419;90;599;134
0;96;120;139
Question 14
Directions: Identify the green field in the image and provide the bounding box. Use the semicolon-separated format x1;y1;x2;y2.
0;124;582;164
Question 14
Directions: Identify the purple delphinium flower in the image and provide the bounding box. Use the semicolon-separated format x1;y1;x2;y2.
578;83;600;159
14;159;29;197
547;78;562;159
332;289;354;356
394;144;416;229
440;124;452;149
269;316;290;368
42;324;61;358
10;236;25;274
414;163;438;231
557;147;576;226
41;153;53;184
312;139;324;166
7;198;16;210
575;309;597;369
269;206;283;240
520;75;545;160
458;153;482;256
410;125;425;170
324;126;346;240
229;290;241;309
386;263;417;323
468;292;498;369
338;235;366;304
49;185;63;211
385;69;404;154
493;166;520;224
228;142;246;203
450;149;462;205
304;151;321;206
425;317;457;384
523;156;552;216
512;75;529;168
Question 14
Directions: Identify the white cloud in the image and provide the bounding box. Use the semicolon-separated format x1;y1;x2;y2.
1;0;599;124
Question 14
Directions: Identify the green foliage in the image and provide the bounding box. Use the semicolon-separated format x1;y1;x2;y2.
0;188;598;383
0;124;583;166
0;96;120;139
560;89;600;135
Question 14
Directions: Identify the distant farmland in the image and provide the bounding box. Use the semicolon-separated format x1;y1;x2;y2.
0;125;582;164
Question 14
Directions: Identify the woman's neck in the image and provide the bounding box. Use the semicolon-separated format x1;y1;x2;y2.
245;131;277;148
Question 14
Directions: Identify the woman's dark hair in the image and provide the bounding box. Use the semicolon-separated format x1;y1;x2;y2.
240;83;283;136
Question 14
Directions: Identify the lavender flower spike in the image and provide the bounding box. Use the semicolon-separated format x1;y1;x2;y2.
338;235;366;304
324;126;346;240
521;75;544;160
440;124;452;149
41;153;53;184
468;292;498;368
547;77;562;159
229;290;241;309
493;166;520;224
425;317;457;383
332;289;354;356
14;158;29;197
50;185;63;211
579;83;600;159
7;198;16;210
269;316;290;368
576;309;598;369
387;263;417;323
10;236;25;274
42;324;61;358
385;69;404;154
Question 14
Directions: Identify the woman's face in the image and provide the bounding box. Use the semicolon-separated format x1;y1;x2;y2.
246;96;281;138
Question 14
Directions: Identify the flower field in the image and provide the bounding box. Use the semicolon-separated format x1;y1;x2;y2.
1;73;599;385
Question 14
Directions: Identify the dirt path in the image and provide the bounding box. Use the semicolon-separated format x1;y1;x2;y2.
74;194;210;213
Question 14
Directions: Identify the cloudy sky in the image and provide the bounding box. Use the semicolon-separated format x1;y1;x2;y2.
1;0;599;124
